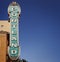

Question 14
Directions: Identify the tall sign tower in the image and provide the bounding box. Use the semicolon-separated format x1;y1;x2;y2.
8;2;21;60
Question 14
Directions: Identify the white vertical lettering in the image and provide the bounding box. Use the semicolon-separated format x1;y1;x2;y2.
11;43;17;47
12;25;16;28
11;50;17;54
12;19;17;22
12;36;17;40
11;31;14;34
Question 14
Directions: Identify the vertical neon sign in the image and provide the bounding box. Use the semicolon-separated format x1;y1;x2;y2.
8;2;21;60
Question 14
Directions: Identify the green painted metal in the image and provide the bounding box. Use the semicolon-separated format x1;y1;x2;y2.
8;2;21;60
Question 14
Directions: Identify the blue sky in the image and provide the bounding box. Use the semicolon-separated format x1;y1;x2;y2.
0;0;60;62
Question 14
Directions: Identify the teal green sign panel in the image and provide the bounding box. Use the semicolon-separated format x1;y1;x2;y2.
8;4;21;60
9;46;19;58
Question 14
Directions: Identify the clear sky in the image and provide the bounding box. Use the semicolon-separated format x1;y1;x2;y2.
0;0;60;62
